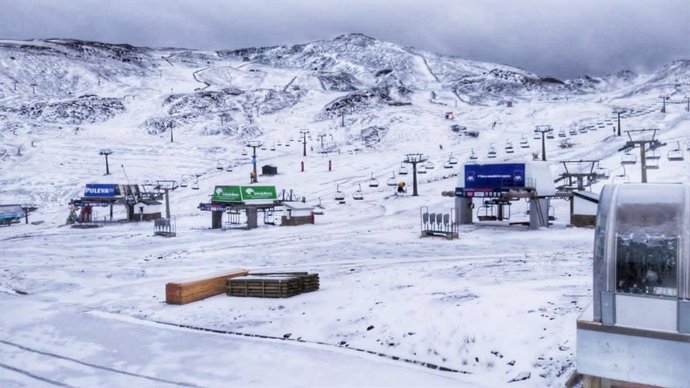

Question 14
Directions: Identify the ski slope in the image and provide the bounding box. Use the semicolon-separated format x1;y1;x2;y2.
0;36;689;387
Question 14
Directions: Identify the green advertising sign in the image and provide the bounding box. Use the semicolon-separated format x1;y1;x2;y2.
240;186;277;201
212;186;242;202
211;185;277;202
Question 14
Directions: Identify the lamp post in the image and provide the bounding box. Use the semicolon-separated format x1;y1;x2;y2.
300;129;310;157
534;125;553;161
403;153;428;196
99;149;113;175
246;140;262;183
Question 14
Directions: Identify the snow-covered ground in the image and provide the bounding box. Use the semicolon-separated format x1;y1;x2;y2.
0;36;689;387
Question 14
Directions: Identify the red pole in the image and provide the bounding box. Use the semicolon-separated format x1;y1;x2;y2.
301;161;304;172
328;160;332;171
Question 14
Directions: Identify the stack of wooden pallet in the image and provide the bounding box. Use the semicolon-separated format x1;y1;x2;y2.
166;269;249;305
227;272;320;298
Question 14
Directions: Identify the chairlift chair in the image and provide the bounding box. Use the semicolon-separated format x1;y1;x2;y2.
386;172;397;187
645;149;661;160
191;177;200;190
352;184;365;200
368;173;379;187
487;145;497;159
580;127;589;133
270;144;276;151
418;164;427;174
532;131;541;140
398;163;408;175
216;160;224;170
558;130;567;138
667;142;684;161
505;141;514;154
645;157;660;170
425;160;435;169
569;129;578;136
241;150;248;156
277;141;282;147
448;153;458;165
334;184;345;203
520;137;529;148
180;176;189;188
546;131;555;139
611;166;630;183
443;160;453;169
621;151;637;165
225;165;233;172
477;202;498;222
594;164;610;179
469;149;479;161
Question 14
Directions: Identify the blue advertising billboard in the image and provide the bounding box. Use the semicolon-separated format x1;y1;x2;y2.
84;184;118;197
464;163;525;190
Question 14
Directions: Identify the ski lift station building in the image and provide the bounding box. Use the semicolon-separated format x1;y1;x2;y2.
454;161;555;229
576;183;690;387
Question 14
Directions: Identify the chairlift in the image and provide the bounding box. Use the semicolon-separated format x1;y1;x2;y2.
505;141;514;154
520;137;529;148
368;173;379;188
398;163;408;175
270;145;276;151
546;131;555;139
558;130;567;138
667;142;684;161
191;177;200;190
645;148;661;160
352;184;364;200
580;127;589;133
532;131;541;140
241;150;248;156
225;165;233;172
180;176;189;188
645;157;660;170
277;141;282;147
621;151;637;165
487;145;497;159
334;184;345;203
477;202;497;222
443;160;453;169
425;160;435;169
594;164;609;179
468;148;479;161
611;168;630;183
386;172;397;187
448;153;458;165
216;160;224;170
569;129;578;136
285;142;290;147
261;146;267;151
418;164;427;174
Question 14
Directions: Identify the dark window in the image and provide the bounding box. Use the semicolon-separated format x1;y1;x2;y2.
616;235;678;297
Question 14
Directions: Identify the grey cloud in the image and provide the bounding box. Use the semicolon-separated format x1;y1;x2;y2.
0;0;688;78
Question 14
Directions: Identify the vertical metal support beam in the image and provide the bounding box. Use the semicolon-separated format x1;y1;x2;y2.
640;145;647;183
165;189;171;219
211;211;222;229
411;162;419;196
541;132;547;161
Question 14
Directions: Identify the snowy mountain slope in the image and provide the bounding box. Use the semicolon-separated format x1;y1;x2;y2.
0;34;689;387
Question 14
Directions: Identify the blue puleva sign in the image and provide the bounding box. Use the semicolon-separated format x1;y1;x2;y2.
464;163;525;189
84;184;118;197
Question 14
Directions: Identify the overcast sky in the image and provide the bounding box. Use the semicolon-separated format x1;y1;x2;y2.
1;0;688;78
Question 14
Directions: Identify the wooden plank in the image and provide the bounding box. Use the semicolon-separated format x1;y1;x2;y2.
166;268;249;305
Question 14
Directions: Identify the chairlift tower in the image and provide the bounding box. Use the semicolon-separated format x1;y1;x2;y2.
660;95;669;113
403;153;428;197
612;108;625;136
620;129;664;183
534;125;553;161
246;140;262;183
98;149;113;175
155;180;179;219
300;129;310;157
